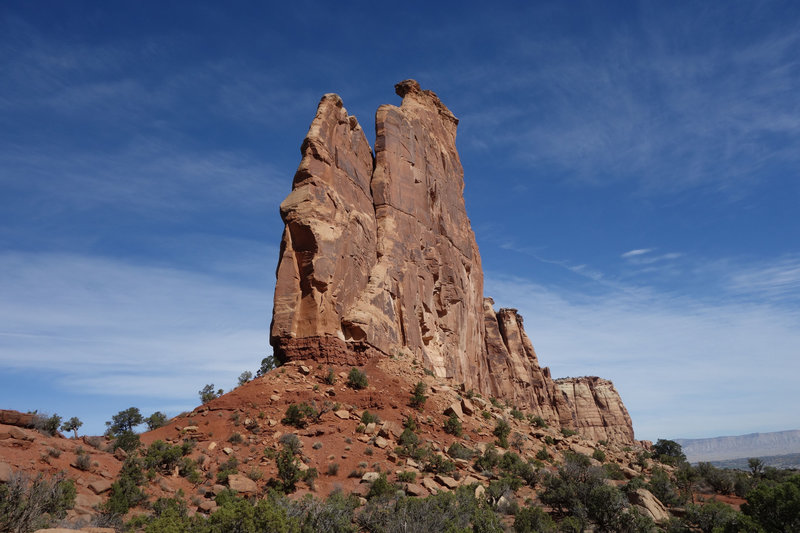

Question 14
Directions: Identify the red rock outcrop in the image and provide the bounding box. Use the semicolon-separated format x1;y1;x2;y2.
555;377;635;443
270;80;635;443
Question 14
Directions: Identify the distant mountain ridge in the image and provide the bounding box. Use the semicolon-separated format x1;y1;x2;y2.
676;429;800;463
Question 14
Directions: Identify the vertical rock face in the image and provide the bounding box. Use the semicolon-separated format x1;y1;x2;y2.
270;80;636;443
555;377;635;443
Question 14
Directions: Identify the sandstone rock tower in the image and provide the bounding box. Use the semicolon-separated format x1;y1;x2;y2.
271;80;634;443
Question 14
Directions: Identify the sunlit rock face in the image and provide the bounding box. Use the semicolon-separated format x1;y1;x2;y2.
270;80;635;443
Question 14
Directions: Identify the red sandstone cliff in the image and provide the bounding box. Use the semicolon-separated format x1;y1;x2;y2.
270;80;634;443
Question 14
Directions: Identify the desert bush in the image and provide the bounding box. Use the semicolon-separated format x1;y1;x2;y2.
326;463;339;476
276;448;301;493
215;457;239;484
527;414;548;428
278;433;303;455
75;451;92;471
324;367;336;385
0;471;76;532
448;441;476;460
410;381;427;409
366;473;399;500
493;419;511;448
653;438;686;465
397;471;416;483
514;504;557;532
510;408;524;420
360;410;379;425
228;432;244;444
282;402;318;428
60;416;82;438
443;413;463;437
742;474;800;532
536;447;551;462
199;384;223;404
425;454;456;475
603;462;626;480
475;444;501;473
346;368;368;389
145;411;167;430
237;370;253;386
358;485;502;533
32;412;62;437
102;457;147;515
592;448;606;463
560;427;578;437
256;355;277;377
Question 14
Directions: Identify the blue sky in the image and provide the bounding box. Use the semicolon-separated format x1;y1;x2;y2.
2;1;799;441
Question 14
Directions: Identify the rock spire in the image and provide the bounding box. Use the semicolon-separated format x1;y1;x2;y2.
270;80;634;443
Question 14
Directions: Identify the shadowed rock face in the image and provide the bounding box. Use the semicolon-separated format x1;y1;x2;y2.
270;80;635;443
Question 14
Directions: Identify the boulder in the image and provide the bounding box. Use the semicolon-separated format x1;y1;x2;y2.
627;488;670;523
227;474;258;494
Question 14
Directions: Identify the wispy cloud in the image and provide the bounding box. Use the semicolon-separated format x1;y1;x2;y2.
727;256;800;301
0;250;275;431
622;249;653;258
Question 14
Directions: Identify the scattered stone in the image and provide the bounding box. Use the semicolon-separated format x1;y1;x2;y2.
113;447;127;460
199;500;218;513
207;442;217;451
228;474;258;494
365;422;376;434
374;436;389;449
299;365;310;375
0;462;12;483
270;395;280;402
628;488;670;523
88;479;112;494
223;447;233;455
461;398;476;416
361;472;380;483
404;483;428;497
434;474;459;489
474;484;486;499
421;477;440;493
334;410;350;420
443;403;463;420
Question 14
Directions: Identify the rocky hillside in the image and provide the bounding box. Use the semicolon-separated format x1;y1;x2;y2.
270;80;634;443
0;358;665;528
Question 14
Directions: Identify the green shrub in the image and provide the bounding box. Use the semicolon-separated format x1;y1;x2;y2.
103;457;147;515
216;457;239;484
237;370;253;386
199;384;223;404
278;433;302;455
0;471;76;532
475;445;501;472
282;403;318;428
603;463;626;480
326;463;339;476
493;419;511;448
228;432;244;444
448;442;475;460
276;448;301;493
366;473;399;500
527;414;548;428
397;471;416;483
60;416;83;438
425;454;456;475
514;505;557;532
560;427;578;437
324;367;336;385
443;413;463;437
652;438;686;465
410;381;427;409
145;411;167;430
536;447;551;462
510;408;524;420
360;410;379;425
592;448;606;463
481;410;491;420
347;368;368;390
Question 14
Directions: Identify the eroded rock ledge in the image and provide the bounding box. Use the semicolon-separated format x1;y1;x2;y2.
270;80;634;443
